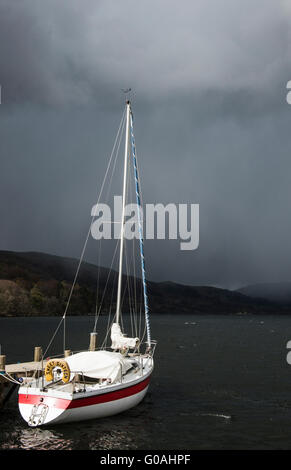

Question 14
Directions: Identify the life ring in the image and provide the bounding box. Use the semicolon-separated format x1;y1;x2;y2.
44;359;71;383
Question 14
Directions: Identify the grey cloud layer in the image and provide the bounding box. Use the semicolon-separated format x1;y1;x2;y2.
0;1;291;289
1;0;290;105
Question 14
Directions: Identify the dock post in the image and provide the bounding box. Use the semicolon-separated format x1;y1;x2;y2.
34;347;42;363
89;332;97;351
0;355;6;373
0;356;7;409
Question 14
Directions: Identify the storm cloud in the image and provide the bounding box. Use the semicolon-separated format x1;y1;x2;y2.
0;0;291;289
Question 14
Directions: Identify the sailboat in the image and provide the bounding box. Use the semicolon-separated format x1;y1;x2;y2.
18;99;157;427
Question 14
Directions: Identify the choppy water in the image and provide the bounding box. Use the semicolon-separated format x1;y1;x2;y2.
1;314;291;450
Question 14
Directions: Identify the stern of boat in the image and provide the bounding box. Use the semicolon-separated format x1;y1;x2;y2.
18;390;71;427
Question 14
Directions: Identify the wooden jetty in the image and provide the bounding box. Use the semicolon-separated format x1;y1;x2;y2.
0;347;48;409
0;337;95;410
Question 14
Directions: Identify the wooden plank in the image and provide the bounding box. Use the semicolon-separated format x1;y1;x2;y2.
5;361;48;374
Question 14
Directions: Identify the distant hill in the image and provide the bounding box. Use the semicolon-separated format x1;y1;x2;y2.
237;282;291;304
0;250;289;316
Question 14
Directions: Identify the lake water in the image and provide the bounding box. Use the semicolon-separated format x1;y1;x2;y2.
1;314;291;450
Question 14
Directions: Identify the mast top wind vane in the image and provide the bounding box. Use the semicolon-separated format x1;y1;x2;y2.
121;88;132;102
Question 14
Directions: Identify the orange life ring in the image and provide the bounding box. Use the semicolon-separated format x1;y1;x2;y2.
44;359;70;383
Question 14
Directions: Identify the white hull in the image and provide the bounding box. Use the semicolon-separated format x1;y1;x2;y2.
18;366;152;427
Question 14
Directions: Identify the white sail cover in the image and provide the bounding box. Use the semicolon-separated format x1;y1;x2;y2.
111;323;139;350
65;350;131;382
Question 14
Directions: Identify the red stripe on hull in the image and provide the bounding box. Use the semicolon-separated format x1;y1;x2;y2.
19;376;150;410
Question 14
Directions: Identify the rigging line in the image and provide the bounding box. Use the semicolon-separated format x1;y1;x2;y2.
116;169;129;324
130;110;151;347
104;113;126;204
97;237;120;318
119;258;135;336
102;305;112;350
124;242;134;337
101;304;112;350
63;109;125;318
139;277;143;340
135;179;146;342
120;278;127;329
131;215;138;334
101;266;119;350
93;239;102;332
131;155;140;339
45;107;126;356
102;284;117;348
134;153;147;340
93;112;126;333
101;272;141;351
121;160;136;336
124;118;137;338
128;251;139;339
140;321;147;347
63;316;66;355
127;149;139;337
101;309;117;350
100;259;119;350
129;146;144;341
101;271;118;350
123;160;136;338
43;315;64;358
137;283;147;345
63;107;126;321
133;132;147;340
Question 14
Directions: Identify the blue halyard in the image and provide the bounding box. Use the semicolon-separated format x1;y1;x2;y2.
129;109;151;348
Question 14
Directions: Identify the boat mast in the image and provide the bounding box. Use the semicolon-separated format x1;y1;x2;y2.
115;100;131;324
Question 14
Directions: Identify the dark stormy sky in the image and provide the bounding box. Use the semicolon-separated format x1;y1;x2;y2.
1;0;291;289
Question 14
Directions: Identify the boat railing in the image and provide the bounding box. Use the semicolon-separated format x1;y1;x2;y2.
41;340;157;362
30;341;157;387
71;371;86;392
